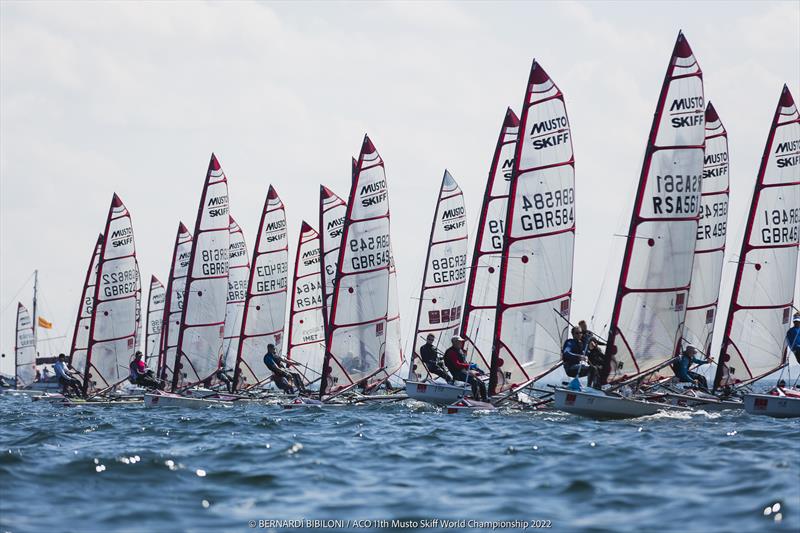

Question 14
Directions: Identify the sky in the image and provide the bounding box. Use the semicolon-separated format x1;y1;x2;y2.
1;1;799;377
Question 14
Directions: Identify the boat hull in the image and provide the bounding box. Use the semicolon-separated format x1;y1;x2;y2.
553;388;678;419
743;393;800;418
405;380;468;406
144;392;232;409
652;392;743;411
445;398;496;414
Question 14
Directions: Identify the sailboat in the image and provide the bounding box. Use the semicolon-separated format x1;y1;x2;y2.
318;135;392;399
716;86;799;418
319;185;347;336
406;171;471;405
81;194;140;396
144;275;165;369
157;222;192;386
554;32;705;418
14;303;36;390
286;221;326;387
221;216;250;378
231;185;288;392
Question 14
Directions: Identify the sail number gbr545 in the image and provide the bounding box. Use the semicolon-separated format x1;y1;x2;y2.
349;234;390;270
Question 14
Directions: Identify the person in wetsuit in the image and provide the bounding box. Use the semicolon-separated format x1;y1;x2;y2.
418;334;453;383
128;351;161;389
562;327;600;389
787;314;800;365
675;345;713;390
443;336;488;401
54;353;84;396
263;344;306;394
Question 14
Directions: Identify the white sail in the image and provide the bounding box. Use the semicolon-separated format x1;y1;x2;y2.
221;216;250;372
172;154;230;390
233;185;288;390
144;275;165;368
683;103;729;356
69;234;103;377
319;185;347;333
606;32;704;383
83;193;139;393
384;249;404;380
287;221;326;385
15;303;36;388
410;171;468;380
491;61;576;395
714;86;800;388
158;222;192;385
461;109;519;373
321;136;392;395
134;260;142;353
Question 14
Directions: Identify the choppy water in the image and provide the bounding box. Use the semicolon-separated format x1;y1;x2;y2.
0;393;798;533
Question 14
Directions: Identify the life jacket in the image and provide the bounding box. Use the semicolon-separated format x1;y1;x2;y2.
129;360;140;382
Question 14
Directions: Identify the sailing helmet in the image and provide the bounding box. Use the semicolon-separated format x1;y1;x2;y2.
684;344;697;355
793;313;800;323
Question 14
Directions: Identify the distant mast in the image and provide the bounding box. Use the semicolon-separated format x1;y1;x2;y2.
83;194;139;394
286;221;326;384
221;216;250;372
490;61;576;396
714;86;800;389
409;171;468;381
172;155;231;390
158;223;193;384
682;103;729;357
384;248;404;382
69;234;103;373
14;303;36;388
321;135;392;396
605;32;705;384
144;275;166;369
233;186;288;390
461;108;519;373
319;185;347;336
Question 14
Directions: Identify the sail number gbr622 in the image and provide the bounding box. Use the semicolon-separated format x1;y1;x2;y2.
349;234;390;270
102;267;138;298
518;187;575;232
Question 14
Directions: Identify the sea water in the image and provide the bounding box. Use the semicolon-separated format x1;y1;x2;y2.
0;393;797;532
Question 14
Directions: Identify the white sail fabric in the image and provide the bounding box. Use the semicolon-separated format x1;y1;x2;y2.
69;234;103;377
287;221;326;385
683;103;729;356
144;275;165;368
221;216;250;371
410;171;468;381
715;86;800;388
83;194;139;393
159;222;192;385
322;136;392;395
606;32;704;382
233;185;288;389
172;155;230;389
460;108;519;374
491;61;576;395
384;249;404;380
134;260;142;353
319;185;347;332
15;303;36;388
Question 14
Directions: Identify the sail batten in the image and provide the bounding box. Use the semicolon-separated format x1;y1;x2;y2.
172;155;231;390
233;185;288;390
714;86;800;388
409;171;468;381
490;61;577;395
605;32;705;383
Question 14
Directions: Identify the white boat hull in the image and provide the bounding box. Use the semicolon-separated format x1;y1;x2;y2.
405;380;469;406
553;388;680;419
743;393;800;418
651;392;743;411
445;398;496;414
144;392;232;409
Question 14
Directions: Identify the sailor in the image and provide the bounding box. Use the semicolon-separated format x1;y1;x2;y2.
128;351;160;389
418;334;453;383
215;368;234;393
263;344;306;394
443;335;488;401
675;345;713;390
787;314;800;365
54;353;83;397
578;320;605;354
562;327;600;389
585;338;608;373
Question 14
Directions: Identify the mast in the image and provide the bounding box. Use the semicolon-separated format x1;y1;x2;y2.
460;108;520;373
221;216;250;372
286;221;326;385
320;135;392;396
83;194;139;395
713;86;800;389
318;185;347;337
384;248;404;383
604;32;704;384
172;154;231;391
144;275;165;369
69;234;103;371
158;222;193;385
682;103;729;357
32;270;38;352
232;185;288;390
14;303;36;388
409;171;469;380
489;60;577;396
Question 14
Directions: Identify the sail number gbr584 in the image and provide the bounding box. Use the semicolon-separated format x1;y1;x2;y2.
518;187;575;232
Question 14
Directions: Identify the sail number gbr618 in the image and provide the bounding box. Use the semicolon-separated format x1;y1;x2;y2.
518;187;575;232
349;234;390;270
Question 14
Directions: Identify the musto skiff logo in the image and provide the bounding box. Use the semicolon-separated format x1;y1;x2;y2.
110;227;134;249
529;116;569;150
775;138;800;169
668;96;704;128
441;206;465;232
206;195;229;218
360;180;387;208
